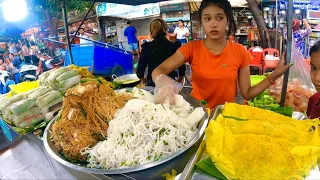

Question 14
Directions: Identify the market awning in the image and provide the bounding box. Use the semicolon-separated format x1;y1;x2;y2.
82;0;169;5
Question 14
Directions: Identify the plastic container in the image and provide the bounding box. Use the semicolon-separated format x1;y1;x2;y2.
9;81;39;96
264;59;280;68
250;75;266;86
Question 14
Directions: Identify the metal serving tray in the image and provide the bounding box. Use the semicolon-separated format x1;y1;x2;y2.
43;92;209;174
178;105;320;180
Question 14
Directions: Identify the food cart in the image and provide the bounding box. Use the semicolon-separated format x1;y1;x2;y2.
2;0;312;179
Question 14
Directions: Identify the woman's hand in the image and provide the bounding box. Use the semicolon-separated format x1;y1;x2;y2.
154;74;182;104
270;52;292;81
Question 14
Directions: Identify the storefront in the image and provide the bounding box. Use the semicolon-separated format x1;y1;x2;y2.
96;2;161;50
160;1;192;39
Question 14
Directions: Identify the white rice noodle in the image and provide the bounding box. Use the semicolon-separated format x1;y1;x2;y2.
83;98;205;169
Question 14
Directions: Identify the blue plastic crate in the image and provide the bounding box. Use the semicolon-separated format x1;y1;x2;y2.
65;43;133;76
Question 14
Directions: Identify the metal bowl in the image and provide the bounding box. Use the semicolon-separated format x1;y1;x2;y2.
43;92;209;174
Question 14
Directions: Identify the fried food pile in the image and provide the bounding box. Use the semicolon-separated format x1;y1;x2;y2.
206;103;320;180
51;80;133;161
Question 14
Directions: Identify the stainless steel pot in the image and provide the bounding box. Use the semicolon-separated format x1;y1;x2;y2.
112;74;141;87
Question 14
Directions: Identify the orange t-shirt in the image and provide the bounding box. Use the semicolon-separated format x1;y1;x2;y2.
179;40;251;109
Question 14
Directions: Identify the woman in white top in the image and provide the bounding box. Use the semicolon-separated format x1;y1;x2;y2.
173;19;190;45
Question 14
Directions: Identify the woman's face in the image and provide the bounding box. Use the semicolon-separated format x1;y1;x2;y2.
311;52;320;93
178;21;184;27
201;5;228;40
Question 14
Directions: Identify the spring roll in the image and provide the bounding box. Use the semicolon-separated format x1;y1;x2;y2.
28;87;52;100
39;69;55;86
0;94;24;113
13;107;44;128
10;99;36;116
3;103;15;121
40;97;62;115
47;67;70;87
0;94;8;102
36;90;61;109
59;75;81;91
18;114;44;128
23;88;39;97
56;70;79;82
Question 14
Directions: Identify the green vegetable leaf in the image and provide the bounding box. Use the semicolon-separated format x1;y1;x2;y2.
196;157;227;180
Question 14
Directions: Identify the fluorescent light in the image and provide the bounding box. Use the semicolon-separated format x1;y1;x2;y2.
295;9;301;14
2;0;27;22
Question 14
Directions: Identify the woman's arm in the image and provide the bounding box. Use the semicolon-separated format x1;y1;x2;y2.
239;53;291;100
152;51;186;82
303;19;311;30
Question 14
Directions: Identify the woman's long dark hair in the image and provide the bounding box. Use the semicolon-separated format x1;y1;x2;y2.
199;0;237;36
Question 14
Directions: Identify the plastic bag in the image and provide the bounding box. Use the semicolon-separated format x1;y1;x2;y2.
268;41;316;113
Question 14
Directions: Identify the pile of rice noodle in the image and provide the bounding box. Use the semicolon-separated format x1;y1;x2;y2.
51;81;133;161
82;95;205;169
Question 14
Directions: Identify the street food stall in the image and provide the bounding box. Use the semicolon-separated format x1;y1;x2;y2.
2;0;320;180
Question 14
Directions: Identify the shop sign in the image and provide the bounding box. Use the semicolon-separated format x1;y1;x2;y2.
279;0;320;10
160;3;189;13
96;3;160;19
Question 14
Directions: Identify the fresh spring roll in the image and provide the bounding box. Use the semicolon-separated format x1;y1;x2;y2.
59;75;81;91
0;94;25;114
40;97;63;115
56;70;79;82
10;99;36;116
18;113;45;128
47;67;70;87
3;103;15;121
36;91;61;109
23;88;39;97
0;94;8;103
13;107;44;128
28;87;52;100
39;69;55;86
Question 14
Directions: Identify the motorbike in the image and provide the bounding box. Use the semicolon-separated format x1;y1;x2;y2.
0;70;14;94
0;70;10;86
19;64;38;82
36;53;64;75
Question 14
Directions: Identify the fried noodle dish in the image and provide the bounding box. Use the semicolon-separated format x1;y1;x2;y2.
51;80;133;161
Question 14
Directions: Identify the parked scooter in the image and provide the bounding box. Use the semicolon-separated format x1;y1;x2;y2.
19;64;38;82
0;70;10;86
0;70;15;94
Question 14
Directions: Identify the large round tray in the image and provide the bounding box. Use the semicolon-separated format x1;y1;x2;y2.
43;92;209;174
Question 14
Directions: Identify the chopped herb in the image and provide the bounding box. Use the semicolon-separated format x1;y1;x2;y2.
120;161;126;166
79;104;87;118
147;155;151;160
146;124;149;129
159;128;166;136
151;116;154;120
163;140;168;145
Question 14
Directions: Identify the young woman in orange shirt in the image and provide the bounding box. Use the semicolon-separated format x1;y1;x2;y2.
152;0;292;109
